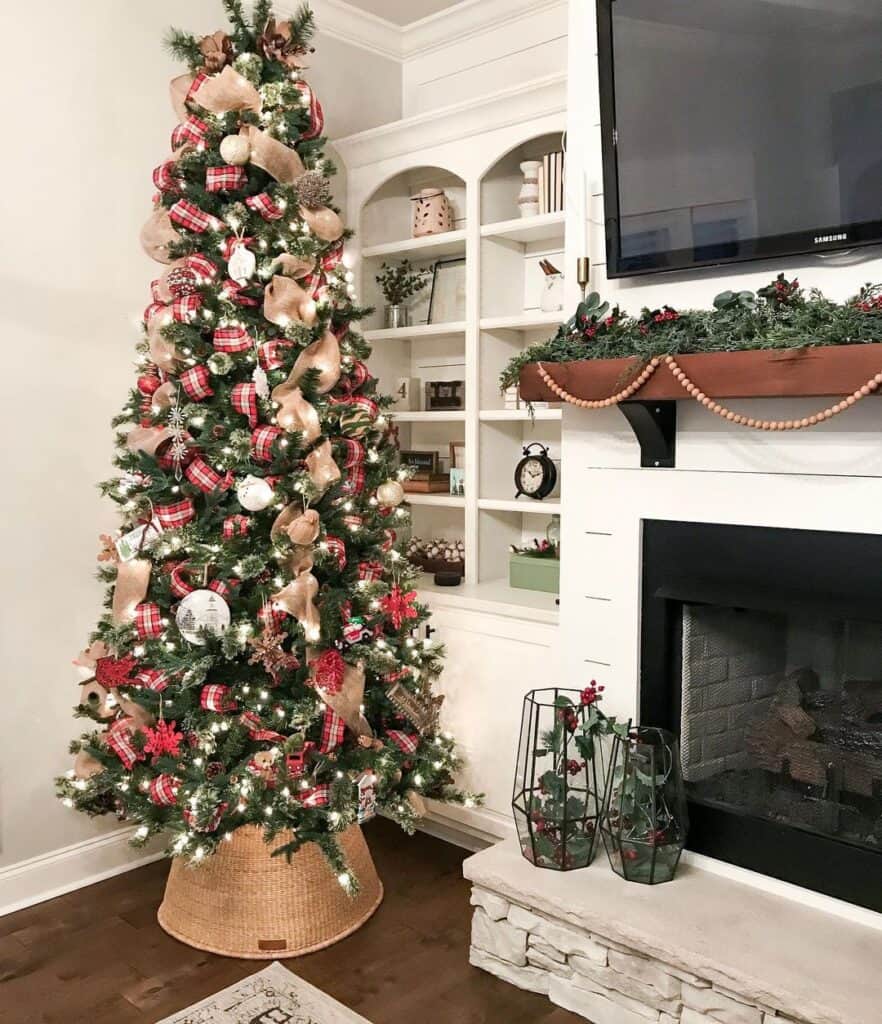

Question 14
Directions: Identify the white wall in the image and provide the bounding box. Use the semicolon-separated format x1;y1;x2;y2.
0;0;400;910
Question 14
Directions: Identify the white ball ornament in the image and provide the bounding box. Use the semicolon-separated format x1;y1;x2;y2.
237;474;274;512
376;480;405;508
220;134;251;166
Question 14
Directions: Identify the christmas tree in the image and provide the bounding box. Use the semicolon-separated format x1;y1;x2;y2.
57;0;473;889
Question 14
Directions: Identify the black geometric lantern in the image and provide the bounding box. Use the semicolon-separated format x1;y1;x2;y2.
601;726;688;884
512;688;608;871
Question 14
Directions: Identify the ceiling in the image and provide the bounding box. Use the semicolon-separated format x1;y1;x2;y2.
342;0;466;26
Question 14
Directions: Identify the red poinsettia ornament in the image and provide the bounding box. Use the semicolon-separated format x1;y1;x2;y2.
380;585;418;630
310;648;345;693
143;720;184;761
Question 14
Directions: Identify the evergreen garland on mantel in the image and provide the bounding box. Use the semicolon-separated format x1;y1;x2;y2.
500;274;882;392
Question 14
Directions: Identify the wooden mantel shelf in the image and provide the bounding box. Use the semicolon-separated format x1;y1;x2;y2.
520;342;882;403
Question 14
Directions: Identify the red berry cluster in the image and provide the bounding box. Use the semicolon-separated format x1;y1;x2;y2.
856;295;882;313
580;680;605;706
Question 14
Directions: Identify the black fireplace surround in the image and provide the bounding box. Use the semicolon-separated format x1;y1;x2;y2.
641;521;882;913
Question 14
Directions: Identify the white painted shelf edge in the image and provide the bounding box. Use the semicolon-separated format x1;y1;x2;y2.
392;411;467;423
479;408;562;422
416;575;559;624
479;312;564;331
361;229;467;261
405;493;465;509
480;210;566;243
478;497;562;514
364;321;467;342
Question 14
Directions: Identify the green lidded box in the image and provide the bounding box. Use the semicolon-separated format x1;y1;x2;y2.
509;555;560;594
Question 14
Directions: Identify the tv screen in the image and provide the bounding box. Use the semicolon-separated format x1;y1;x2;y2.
598;0;882;277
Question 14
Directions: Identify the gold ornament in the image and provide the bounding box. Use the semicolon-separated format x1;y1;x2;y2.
317;661;372;738
263;275;317;328
240;125;305;183
272;573;321;640
376;480;405;508
140;208;182;264
219;134;251;166
191;65;261;114
111;559;152;625
301;205;344;243
305;439;341;492
272;385;321;440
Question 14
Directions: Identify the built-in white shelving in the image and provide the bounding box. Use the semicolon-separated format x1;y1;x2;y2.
479;408;562;422
478;497;562;515
393;411;466;423
480;312;564;332
361;229;467;262
405;493;466;509
481;211;566;245
416;575;559;624
363;322;467;343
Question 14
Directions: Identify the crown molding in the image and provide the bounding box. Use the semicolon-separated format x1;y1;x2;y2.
333;72;567;168
281;0;403;60
402;0;566;59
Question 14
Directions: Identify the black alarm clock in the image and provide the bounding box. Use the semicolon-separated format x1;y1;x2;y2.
514;443;557;500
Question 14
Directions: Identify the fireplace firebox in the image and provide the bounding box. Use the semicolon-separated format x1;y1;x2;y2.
641;521;882;912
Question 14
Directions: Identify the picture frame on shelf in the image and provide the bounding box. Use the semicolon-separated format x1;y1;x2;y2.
425;380;465;411
449;468;465;497
428;257;466;324
449;441;466;470
400;450;438;474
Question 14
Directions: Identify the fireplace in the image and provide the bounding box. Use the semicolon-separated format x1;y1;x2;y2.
641;520;882;912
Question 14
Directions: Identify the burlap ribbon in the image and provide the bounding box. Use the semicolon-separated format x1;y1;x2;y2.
276;330;342;396
146;312;180;373
126;425;174;457
111;559;152;624
317;661;372;738
272;254;315;279
272;384;321;440
140;208;182;264
272;572;320;639
301;205;345;243
263;275;318;327
271;505;320;545
305;439;341;492
169;73;195;121
191;65;261;114
240;125;304;183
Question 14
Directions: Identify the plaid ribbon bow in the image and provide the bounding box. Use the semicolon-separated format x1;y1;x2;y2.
251;425;282;463
319;709;345;752
169;563;195;599
245;192;284;220
358;561;384;582
300;784;331;808
323;535;346;570
295;82;325;140
134;602;163;639
149;774;181;806
212;325;252;353
386;730;419;755
222;514;250;539
171;115;207;150
185;456;233;493
231;381;259;428
220;278;260;307
186;253;218;281
200;684;237;713
336;438;365;468
258;339;292;371
152;160;180;194
341;465;365;496
205;166;247;192
169;199;223;234
240;711;284;743
106;719;144;770
171;292;203;322
180;364;213;402
154;498;195;530
381;528;397;552
133;668;169;692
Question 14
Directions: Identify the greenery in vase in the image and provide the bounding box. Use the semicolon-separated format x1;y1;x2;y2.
375;259;432;306
510;538;559;559
500;274;882;392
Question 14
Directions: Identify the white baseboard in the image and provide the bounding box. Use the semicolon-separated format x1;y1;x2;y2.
0;827;165;918
420;802;515;852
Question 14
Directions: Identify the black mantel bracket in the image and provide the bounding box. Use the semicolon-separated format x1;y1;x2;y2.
619;401;677;468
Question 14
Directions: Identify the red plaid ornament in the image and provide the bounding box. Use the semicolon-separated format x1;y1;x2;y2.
323;535;346;570
133;668;169;692
149;774;181;806
358;561;384;582
251;425;282;463
222;514;250;539
180;364;213;402
341;465;365;496
154;498;195;530
135;602;163;639
171;115;207;149
171;292;203;322
186;253;218;281
106;719;144;770
240;710;284;743
183;801;228;833
258;339;292;371
212;324;252;353
245;191;284;220
152;160;180;193
386;730;419;755
169;199;222;234
185;456;233;493
169;563;195;598
295;82;324;139
320;709;345;752
301;784;330;808
200;684;237;712
231;382;259;428
205;165;247;192
336;438;365;468
220;278;260;306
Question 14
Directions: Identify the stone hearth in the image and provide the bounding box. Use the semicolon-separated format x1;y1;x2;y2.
463;839;881;1024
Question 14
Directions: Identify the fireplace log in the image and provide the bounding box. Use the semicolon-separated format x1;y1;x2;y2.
843;680;882;722
774;704;817;739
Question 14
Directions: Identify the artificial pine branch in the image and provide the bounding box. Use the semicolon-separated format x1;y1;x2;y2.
288;2;317;46
163;27;203;69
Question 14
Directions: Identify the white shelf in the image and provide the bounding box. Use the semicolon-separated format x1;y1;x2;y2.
405;493;465;509
364;321;467;343
479;408;562;422
478;497;562;515
417;575;559;624
361;230;467;262
480;312;563;332
392;411;466;423
481;211;566;245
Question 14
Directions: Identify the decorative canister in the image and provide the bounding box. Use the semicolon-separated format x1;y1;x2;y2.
518;161;542;218
411;188;454;237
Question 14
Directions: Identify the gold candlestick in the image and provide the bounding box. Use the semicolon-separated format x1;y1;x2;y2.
577;256;591;298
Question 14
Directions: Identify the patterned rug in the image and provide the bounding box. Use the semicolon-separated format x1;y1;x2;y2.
157;962;371;1024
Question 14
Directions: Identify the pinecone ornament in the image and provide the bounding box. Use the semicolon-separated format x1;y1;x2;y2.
295;170;332;210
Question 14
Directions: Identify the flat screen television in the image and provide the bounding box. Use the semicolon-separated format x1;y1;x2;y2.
598;0;882;277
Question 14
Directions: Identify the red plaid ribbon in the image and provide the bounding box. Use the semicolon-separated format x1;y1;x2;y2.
169;563;194;599
245;191;284;220
240;711;284;743
339;361;370;395
295;83;325;140
222;514;250;539
358;561;384;582
301;784;331;808
381;529;397;552
186;71;207;102
387;730;419;755
106;719;143;770
169;199;222;234
152;160;180;193
343;515;364;532
336;438;365;468
185;456;233;493
133;668;169;692
208;578;236;599
180;364;213;401
320;709;346;752
383;669;412;685
205;166;247;192
171;115;207;149
258;339;292;371
212;325;252;352
221;236;256;261
150;279;165;303
186;253;218;281
220;278;260;306
251;425;282;463
135;603;163;639
149;774;181;806
154;498;195;530
259;604;287;629
324;535;346;570
200;684;237;712
231;382;259;428
341;465;365;496
171;292;203;322
183;801;228;833
143;300;166;323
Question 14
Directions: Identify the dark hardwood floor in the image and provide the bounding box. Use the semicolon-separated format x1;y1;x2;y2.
0;820;581;1023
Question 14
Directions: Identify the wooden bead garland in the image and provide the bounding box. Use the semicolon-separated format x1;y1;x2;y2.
535;355;882;431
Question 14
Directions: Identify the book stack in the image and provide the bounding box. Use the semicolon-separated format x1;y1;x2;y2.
403;473;451;494
538;150;566;215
